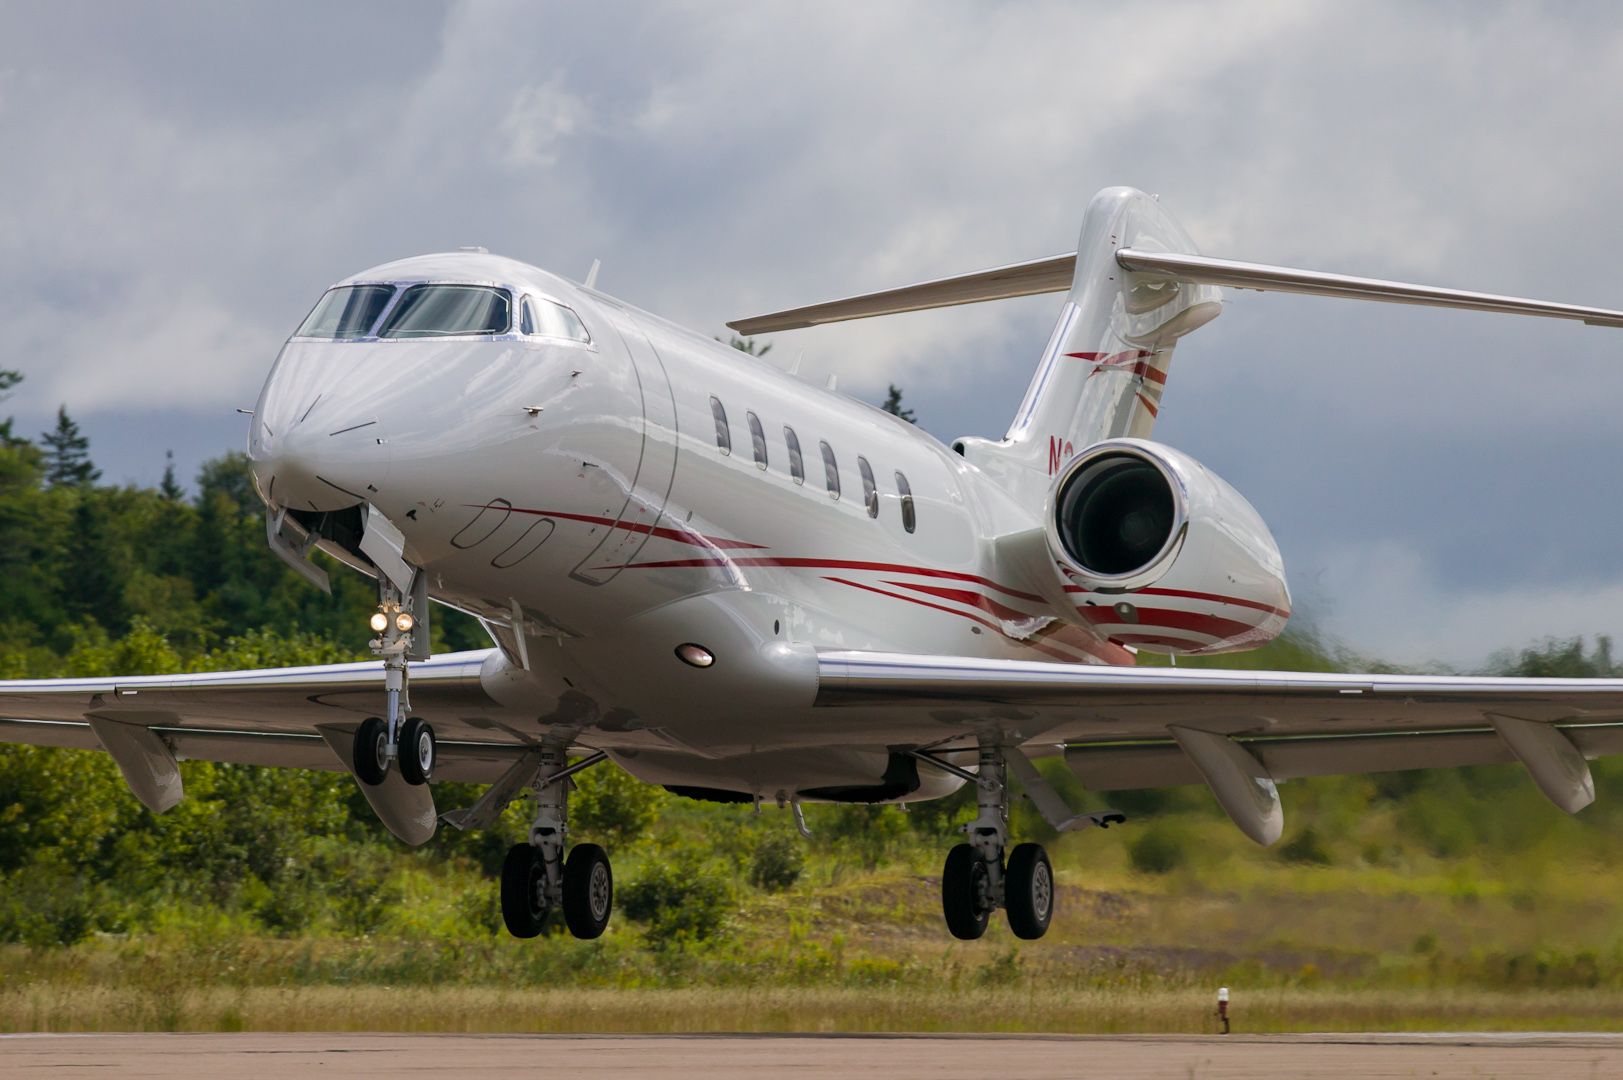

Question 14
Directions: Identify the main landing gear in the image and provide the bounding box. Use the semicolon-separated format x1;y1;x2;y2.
500;749;613;939
352;586;436;787
934;740;1055;941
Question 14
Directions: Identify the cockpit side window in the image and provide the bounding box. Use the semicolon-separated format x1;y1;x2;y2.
524;297;591;343
296;285;395;339
377;284;511;338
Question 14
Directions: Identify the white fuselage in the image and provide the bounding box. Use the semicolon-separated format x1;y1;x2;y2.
248;250;1281;797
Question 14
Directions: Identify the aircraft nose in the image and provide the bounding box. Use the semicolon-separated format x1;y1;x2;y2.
250;408;390;513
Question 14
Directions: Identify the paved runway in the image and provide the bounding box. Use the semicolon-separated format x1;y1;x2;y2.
2;1032;1619;1078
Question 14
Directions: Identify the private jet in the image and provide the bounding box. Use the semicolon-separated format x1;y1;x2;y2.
3;186;1622;942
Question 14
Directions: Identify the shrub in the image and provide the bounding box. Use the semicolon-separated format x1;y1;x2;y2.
620;854;732;947
0;863;95;946
572;763;665;848
1127;824;1185;875
748;833;804;892
1278;826;1333;866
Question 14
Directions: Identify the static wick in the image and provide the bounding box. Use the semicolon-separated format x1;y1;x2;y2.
1217;986;1230;1035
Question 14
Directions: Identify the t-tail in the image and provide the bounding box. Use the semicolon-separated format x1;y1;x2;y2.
730;186;1623;656
731;184;1623;508
958;187;1218;505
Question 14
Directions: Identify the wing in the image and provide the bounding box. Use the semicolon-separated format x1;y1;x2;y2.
0;649;558;845
816;650;1623;842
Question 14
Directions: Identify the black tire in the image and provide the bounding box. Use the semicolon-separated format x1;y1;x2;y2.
941;842;991;940
562;843;613;940
501;843;548;938
352;717;389;786
398;717;435;786
1005;842;1054;940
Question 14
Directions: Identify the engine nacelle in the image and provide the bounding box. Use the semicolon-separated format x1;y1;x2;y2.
1046;438;1290;654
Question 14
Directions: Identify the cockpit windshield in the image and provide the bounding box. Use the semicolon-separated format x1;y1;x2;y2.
377;284;511;338
296;285;395;339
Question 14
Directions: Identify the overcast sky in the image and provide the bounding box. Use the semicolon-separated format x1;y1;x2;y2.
2;1;1621;669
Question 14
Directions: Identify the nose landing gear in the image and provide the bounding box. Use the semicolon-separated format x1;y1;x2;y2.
352;582;436;787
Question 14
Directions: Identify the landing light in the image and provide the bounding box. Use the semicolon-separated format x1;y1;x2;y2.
369;612;389;633
675;643;715;669
396;612;415;633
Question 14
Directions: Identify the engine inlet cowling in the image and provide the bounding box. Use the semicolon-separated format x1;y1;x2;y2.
1043;438;1291;654
1054;452;1180;579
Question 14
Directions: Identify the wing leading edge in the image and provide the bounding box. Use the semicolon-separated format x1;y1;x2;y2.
816;650;1623;843
0;650;543;845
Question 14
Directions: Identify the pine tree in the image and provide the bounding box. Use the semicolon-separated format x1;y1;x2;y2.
160;450;184;502
40;406;98;488
0;369;32;452
880;384;916;423
721;335;773;358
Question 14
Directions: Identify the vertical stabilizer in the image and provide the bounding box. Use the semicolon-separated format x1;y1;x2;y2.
956;188;1221;504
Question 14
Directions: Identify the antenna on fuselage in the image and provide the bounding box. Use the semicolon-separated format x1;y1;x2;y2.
584;259;601;290
789;350;803;376
825;372;838;392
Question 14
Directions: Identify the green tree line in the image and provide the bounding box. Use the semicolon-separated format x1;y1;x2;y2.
0;369;1619;959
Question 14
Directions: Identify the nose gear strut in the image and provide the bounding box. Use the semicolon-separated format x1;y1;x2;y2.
353;574;436;787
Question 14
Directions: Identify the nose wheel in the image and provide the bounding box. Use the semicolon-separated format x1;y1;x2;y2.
353;588;435;788
398;716;436;785
353;717;389;786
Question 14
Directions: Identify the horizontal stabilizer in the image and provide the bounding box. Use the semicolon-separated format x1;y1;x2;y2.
1117;249;1623;328
729;248;1623;334
727;253;1076;335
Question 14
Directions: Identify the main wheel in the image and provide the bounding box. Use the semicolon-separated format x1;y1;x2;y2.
398;717;435;786
501;843;548;938
352;717;389;786
941;842;991;940
562;843;613;940
1005;842;1054;940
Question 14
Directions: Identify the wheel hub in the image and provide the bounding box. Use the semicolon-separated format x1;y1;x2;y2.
589;862;611;921
1032;861;1052;920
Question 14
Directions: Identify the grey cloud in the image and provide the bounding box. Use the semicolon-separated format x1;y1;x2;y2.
1;0;1621;667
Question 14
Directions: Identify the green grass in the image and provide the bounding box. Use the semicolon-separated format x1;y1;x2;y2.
8;984;1623;1035
6;818;1623;1034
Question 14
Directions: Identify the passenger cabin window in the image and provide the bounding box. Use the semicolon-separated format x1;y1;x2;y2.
858;456;879;519
819;440;840;499
784;426;804;484
895;471;916;533
297;285;394;339
746;412;768;469
710;396;731;454
523;296;591;342
377;284;511;338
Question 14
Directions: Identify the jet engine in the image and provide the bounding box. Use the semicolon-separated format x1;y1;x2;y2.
1045;438;1290;654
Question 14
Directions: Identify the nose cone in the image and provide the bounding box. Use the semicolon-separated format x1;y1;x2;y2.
250;405;391;513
